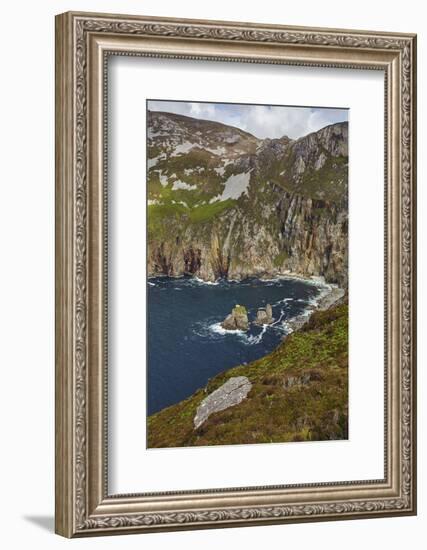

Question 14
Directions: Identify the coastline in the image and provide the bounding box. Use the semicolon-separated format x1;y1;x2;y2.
147;300;348;447
147;270;346;337
147;273;346;419
148;269;342;289
283;283;345;333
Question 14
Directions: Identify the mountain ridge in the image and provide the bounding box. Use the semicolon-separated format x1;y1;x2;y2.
148;109;347;143
147;110;348;286
148;109;261;141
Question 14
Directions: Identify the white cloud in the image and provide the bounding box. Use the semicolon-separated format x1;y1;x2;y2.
189;102;217;118
148;100;348;140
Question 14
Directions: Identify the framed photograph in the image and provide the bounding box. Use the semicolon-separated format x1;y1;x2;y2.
55;11;417;537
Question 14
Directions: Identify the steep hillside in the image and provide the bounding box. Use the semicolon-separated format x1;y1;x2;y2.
147;111;348;286
147;302;348;448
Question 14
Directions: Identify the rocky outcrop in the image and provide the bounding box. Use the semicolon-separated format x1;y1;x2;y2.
284;311;312;333
254;304;274;325
147;111;348;287
193;376;252;429
221;305;249;331
318;287;345;310
183;247;202;275
283;370;323;389
284;286;346;335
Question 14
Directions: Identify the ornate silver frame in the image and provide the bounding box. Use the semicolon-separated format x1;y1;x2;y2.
55;11;417;537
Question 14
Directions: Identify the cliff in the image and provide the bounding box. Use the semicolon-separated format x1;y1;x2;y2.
147;302;348;447
147;111;348;287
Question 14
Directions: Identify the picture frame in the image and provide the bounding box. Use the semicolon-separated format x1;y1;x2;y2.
55;11;417;537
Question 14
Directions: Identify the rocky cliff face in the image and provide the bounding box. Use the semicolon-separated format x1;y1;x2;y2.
147;111;348;287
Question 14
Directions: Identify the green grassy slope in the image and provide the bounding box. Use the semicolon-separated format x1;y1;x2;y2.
147;302;348;448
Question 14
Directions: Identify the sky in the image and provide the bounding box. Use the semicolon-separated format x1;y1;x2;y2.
147;100;348;140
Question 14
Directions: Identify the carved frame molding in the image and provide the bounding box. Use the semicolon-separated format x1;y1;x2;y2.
55;11;416;537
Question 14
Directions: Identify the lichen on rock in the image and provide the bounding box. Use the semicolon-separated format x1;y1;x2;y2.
193;376;252;429
221;304;249;331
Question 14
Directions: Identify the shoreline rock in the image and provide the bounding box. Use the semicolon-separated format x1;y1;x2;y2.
254;303;274;325
284;286;346;335
317;286;345;311
221;304;249;331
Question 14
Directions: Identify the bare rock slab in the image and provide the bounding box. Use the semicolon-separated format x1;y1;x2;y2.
194;376;252;429
317;287;345;311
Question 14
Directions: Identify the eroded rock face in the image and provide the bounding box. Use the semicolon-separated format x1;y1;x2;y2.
147;111;349;287
283;286;346;336
317;287;345;311
254;303;274;325
221;305;249;331
194;376;252;429
283;370;322;389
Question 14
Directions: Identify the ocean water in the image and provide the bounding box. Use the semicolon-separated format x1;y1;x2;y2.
147;276;323;415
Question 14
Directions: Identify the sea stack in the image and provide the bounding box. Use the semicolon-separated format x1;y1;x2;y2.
221;305;249;331
254;303;274;325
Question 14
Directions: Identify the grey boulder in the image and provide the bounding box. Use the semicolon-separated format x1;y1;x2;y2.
194;376;252;429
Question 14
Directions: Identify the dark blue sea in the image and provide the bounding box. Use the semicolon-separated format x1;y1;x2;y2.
147;277;323;415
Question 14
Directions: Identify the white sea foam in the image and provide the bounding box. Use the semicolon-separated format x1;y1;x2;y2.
244;325;268;345
193;276;220;286
270;310;286;327
282;323;294;335
209;322;244;336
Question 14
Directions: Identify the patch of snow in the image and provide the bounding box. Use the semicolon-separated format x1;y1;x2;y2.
205;146;226;156
148;130;167;138
147;154;165;170
172;180;197;191
172;142;194;156
147;158;158;169
159;172;168;186
147;199;159;205
224;134;240;145
210;171;252;202
214;166;226;176
171;200;188;207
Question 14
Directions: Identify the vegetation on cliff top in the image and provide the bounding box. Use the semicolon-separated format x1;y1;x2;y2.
147;302;348;448
147;199;237;240
233;304;247;315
